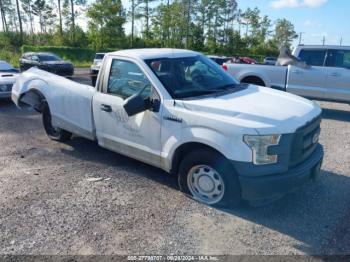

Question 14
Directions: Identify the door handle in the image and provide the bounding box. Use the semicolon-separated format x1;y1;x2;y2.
330;72;341;77
100;104;112;112
292;70;302;75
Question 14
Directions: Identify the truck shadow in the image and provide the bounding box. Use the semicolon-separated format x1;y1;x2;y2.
321;107;350;121
61;137;350;255
222;169;350;255
63;138;179;189
0;99;14;108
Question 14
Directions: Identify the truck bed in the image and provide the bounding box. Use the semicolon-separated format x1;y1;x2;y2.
225;63;288;89
12;68;96;140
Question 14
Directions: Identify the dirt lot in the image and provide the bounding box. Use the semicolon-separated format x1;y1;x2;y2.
0;74;350;255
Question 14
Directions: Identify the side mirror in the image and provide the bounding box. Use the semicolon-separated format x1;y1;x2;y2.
123;94;152;117
123;84;160;116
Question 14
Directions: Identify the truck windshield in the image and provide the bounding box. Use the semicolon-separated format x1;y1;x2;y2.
145;55;239;99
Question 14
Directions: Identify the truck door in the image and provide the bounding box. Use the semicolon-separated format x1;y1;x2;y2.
92;56;163;168
286;49;327;99
324;49;350;102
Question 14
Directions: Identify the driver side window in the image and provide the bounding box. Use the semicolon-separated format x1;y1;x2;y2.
107;59;151;100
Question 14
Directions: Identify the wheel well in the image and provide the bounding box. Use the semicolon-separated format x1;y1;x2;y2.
241;76;265;87
170;142;225;175
19;89;46;113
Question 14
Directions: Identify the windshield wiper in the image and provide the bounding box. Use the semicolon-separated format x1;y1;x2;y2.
182;84;237;99
201;84;237;95
211;84;237;91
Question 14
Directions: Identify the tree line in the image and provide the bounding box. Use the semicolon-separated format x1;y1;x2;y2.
0;0;298;57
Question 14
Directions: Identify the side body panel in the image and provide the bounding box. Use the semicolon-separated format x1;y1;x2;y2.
92;55;164;168
226;64;287;88
291;45;350;102
12;68;96;139
324;49;350;102
324;66;350;102
286;64;327;99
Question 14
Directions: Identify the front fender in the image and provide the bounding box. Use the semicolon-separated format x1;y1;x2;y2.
161;126;252;171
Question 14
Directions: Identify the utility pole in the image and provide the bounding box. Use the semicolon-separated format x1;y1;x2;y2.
322;36;326;46
298;32;304;45
340;37;343;46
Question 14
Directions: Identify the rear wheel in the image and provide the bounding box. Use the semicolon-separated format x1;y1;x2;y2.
42;102;72;142
178;149;241;208
241;76;265;87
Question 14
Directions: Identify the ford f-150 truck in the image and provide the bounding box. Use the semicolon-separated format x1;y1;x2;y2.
224;45;350;104
12;49;324;207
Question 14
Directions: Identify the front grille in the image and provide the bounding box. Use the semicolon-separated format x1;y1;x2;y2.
46;64;73;76
0;84;13;92
289;114;321;167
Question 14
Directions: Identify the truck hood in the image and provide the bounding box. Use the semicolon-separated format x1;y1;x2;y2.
180;85;321;134
0;71;18;83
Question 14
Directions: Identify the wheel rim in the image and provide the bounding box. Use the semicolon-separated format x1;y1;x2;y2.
187;165;225;205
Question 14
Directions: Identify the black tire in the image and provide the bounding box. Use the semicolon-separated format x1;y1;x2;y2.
178;149;241;208
42;102;72;142
241;76;265;87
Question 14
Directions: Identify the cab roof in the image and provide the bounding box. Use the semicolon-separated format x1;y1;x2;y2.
108;48;200;60
296;45;350;50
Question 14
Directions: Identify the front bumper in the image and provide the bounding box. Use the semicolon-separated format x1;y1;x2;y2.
235;144;324;202
42;66;74;77
0;91;11;98
0;83;15;99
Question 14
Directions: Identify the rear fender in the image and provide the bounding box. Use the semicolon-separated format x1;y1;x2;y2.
14;73;51;111
239;72;269;87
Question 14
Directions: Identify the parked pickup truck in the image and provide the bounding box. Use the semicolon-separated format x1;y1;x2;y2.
224;45;350;104
12;49;324;207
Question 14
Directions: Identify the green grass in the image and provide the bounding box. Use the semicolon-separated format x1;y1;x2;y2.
0;48;92;68
0;50;21;68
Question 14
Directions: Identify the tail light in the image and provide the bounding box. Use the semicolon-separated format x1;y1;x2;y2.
222;64;228;71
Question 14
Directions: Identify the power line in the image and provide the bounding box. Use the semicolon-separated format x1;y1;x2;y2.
298;32;305;45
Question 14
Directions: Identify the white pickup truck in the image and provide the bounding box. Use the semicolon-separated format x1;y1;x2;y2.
224;45;350;104
12;48;324;207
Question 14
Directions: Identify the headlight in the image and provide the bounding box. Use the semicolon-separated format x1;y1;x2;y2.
244;134;281;165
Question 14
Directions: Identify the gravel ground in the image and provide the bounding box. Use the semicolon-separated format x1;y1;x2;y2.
0;75;350;255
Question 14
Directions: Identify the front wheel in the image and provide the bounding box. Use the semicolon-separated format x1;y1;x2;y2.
178;149;241;208
42;102;72;142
